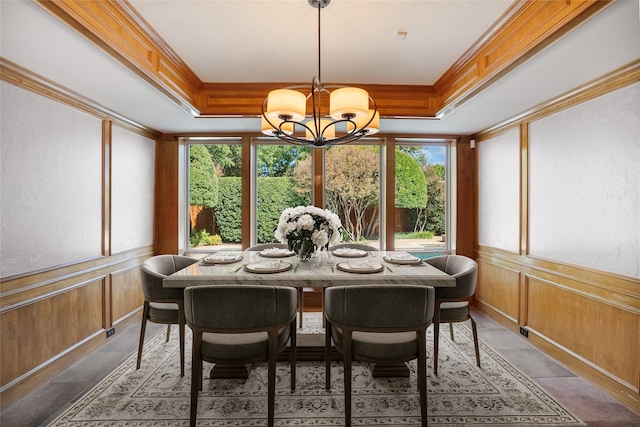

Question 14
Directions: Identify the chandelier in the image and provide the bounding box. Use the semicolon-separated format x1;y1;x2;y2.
260;0;379;147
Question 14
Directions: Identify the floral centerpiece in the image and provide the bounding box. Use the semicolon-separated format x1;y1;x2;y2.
275;206;342;261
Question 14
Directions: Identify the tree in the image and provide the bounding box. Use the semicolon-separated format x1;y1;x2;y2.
189;144;219;232
324;146;380;241
395;150;427;209
425;164;446;235
258;145;311;177
207;144;242;177
190;144;219;208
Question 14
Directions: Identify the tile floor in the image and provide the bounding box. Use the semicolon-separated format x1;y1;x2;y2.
2;309;639;427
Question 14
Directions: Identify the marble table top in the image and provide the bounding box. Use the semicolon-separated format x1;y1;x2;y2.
163;250;455;288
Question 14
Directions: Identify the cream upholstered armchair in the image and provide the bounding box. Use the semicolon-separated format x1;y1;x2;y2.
184;285;297;427
324;285;434;427
138;254;197;377
423;255;480;375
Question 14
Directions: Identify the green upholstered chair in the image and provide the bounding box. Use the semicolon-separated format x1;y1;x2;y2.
423;255;480;375
184;285;297;427
324;285;434;427
137;254;197;377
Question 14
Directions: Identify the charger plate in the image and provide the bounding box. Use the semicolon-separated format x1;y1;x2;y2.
244;260;292;273
332;248;368;258
383;252;422;265
259;248;295;258
336;260;384;274
202;254;243;265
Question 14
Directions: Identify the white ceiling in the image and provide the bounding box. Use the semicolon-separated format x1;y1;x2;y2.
129;0;514;85
1;0;639;136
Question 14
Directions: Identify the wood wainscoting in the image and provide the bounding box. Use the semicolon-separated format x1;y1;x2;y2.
474;245;640;412
0;246;153;408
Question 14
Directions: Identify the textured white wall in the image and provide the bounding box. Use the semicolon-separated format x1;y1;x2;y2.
529;83;640;278
477;128;521;253
1;82;103;277
110;126;154;253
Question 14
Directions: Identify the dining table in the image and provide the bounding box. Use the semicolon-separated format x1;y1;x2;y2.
163;248;455;378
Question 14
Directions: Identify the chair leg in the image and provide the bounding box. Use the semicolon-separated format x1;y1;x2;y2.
343;331;353;427
290;317;297;391
178;303;186;377
433;302;442;376
470;316;481;367
417;330;428;427
449;322;454;341
190;333;202;427
166;324;171;342
298;288;304;328
433;319;440;376
325;321;332;390
268;333;278;427
136;302;150;370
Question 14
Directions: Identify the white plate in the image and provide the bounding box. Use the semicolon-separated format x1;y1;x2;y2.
336;260;384;274
383;253;422;265
202;254;243;265
244;260;292;273
259;248;295;258
332;248;368;258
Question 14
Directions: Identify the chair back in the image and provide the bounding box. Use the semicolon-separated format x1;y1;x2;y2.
424;255;477;300
325;285;434;330
140;255;197;300
246;243;288;251
184;285;297;331
328;243;379;252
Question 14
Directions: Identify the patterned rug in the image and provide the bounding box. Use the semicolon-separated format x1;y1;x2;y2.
47;313;585;426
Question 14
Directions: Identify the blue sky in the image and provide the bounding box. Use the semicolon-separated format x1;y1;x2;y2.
427;146;446;165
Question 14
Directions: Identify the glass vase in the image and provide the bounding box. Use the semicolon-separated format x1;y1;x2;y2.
297;239;316;262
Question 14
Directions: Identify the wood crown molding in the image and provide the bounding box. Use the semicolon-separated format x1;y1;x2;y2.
0;58;160;139
34;0;608;119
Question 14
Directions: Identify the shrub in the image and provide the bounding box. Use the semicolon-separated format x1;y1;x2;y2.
190;229;222;246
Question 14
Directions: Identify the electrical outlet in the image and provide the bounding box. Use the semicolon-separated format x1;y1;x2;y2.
519;327;529;338
106;327;115;338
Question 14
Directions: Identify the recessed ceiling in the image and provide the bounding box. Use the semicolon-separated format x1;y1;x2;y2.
129;0;514;85
1;1;638;136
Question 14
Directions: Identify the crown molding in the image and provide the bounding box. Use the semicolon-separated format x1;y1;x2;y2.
34;0;608;120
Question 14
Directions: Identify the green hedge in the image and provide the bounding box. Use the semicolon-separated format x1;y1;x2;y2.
214;176;310;243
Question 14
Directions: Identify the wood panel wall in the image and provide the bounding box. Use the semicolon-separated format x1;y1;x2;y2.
0;61;160;408
472;62;640;412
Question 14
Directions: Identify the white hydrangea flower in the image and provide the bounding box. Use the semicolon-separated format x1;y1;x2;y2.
274;205;343;251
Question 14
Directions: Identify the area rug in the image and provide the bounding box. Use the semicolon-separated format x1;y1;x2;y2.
47;313;585;426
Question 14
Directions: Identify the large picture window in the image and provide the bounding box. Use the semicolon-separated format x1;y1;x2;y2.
187;139;242;251
394;140;448;253
184;136;452;254
255;141;312;244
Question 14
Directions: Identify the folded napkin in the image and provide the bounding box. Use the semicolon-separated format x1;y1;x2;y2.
260;248;293;256
346;260;381;270
261;247;287;253
334;248;366;256
252;260;286;270
204;254;242;262
385;252;420;262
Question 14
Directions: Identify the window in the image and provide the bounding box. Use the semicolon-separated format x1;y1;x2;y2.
182;135;453;254
324;142;381;248
186;139;242;252
393;140;449;253
255;141;312;244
